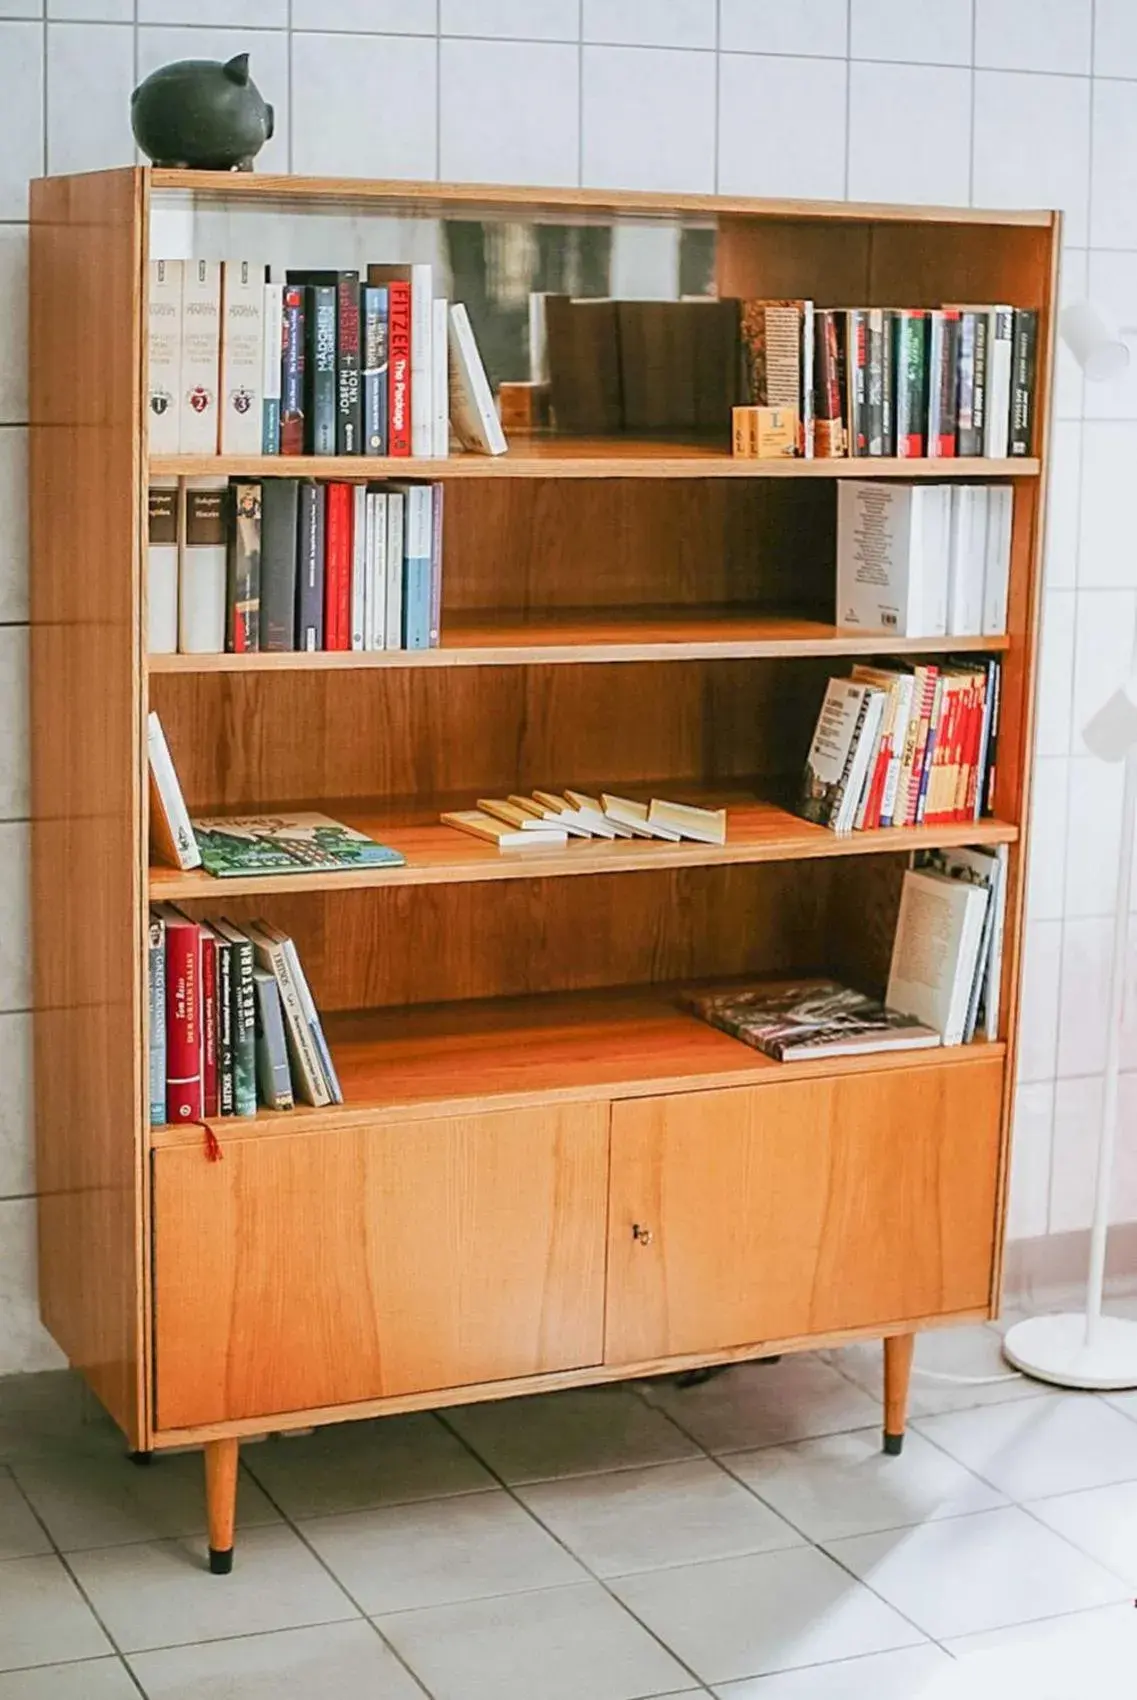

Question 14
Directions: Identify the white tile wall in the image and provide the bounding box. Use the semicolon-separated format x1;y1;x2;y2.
0;2;1130;1372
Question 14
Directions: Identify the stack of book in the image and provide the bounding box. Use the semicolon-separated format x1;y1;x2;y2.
798;659;1001;833
837;480;1013;639
148;258;505;459
442;792;728;851
148;906;340;1124
149;476;444;655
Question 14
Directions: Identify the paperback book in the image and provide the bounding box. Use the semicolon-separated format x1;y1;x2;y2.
682;979;940;1061
190;812;405;878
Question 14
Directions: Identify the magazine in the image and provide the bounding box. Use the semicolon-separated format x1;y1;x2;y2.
682;978;941;1061
191;812;406;878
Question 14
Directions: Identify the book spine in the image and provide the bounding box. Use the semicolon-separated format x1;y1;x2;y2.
261;282;282;454
801;301;814;458
165;916;202;1123
362;285;389;455
280;286;306;455
253;970;294;1111
215;934;234;1115
179;477;227;654
201;930;218;1119
927;310;959;457
262;939;329;1106
336;274;362;454
350;482;368;650
403;484;432;650
385;489;405;650
307;285;337;455
260;478;299;652
430;482;444;648
411;264;434;458
985;307;1014;458
228;933;258;1117
388;280;412;457
916;677;945;822
984;660;1002;815
225;480;261;653
366;490;387;649
812;309;845;457
296;480;326;651
880;673;915;827
219;260;264;456
904;667;937;824
148;479;179;654
324;482;352;651
147;259;182;455
971;310;988;455
879;309;895;457
846;309;868;456
1010;307;1038;456
179;259;221;455
970;660;997;820
955;311;978;455
148;914;166;1126
865;308;885;456
894;310;926;457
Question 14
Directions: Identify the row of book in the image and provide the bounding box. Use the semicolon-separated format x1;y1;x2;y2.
741;300;1037;459
148;258;505;460
799;659;1001;834
150;477;444;656
443;792;728;851
837;481;1012;639
149;906;340;1125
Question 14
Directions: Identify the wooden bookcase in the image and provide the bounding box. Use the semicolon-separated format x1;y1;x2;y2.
29;169;1057;1572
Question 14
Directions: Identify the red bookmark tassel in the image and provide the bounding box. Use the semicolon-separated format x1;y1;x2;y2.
201;1125;224;1163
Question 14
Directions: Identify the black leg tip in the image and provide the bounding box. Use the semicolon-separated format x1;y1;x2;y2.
883;1431;904;1456
128;1450;153;1467
208;1547;234;1575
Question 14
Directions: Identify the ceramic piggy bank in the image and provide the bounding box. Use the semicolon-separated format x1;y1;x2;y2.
131;53;273;171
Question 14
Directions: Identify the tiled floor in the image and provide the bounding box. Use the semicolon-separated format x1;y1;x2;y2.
2;1324;1137;1697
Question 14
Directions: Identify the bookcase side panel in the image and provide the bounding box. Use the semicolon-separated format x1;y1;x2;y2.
29;169;147;1444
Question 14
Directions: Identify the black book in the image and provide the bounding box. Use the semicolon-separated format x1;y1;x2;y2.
971;311;988;457
296;480;325;651
879;308;895;456
956;310;982;456
261;478;299;652
214;920;256;1117
927;309;960;456
289;278;336;454
1010;308;1038;456
225;481;261;653
290;270;361;454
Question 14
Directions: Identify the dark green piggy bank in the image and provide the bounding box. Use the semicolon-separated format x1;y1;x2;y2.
131;53;273;171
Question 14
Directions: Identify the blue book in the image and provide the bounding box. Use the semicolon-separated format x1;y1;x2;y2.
362;285;388;455
148;912;166;1126
401;484;432;651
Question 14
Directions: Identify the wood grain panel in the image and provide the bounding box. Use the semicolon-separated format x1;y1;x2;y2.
30;168;147;1445
153;1103;609;1428
604;1058;1005;1363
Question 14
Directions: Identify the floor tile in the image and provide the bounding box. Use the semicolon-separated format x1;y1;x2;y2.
832;1326;1047;1417
0;1470;50;1558
0;1553;111;1672
712;1644;954;1698
726;1427;1006;1543
641;1357;881;1455
0;1661;138;1700
377;1580;692;1700
1025;1477;1137;1585
914;1391;1137;1499
444;1386;700;1483
517;1457;805;1577
301;1488;587;1613
128;1620;425;1699
12;1452;280;1552
244;1413;494;1519
828;1506;1129;1640
0;1371;119;1464
66;1524;358;1654
945;1603;1137;1695
1102;1386;1137;1419
609;1546;923;1686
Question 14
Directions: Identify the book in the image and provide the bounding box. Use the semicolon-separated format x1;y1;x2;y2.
812;309;845;457
226;479;261;653
985;305;1014;457
430;483;444;648
533;789;618;837
926;309;960;457
147;479;179;654
200;923;219;1118
563;789;635;837
955;309;981;456
477;797;565;832
864;307;886;456
399;482;432;650
253;968;293;1111
261;280;283;453
260;477;299;651
946;484;988;637
646;799;727;844
878;307;895;456
887;866;990;1046
385;486;405;652
515;795;593;836
208;923;235;1116
323;481;352;652
258;922;342;1104
296;480;325;651
600;794;682;840
369;264;433;452
153;903;202;1123
179;259;221;455
836;481;949;637
147;911;167;1126
441;809;568;849
682;978;940;1061
219;260;264;455
179;476;227;653
1010;307;1038;456
362;284;389;456
147;709;201;871
304;282;337;455
190;812;406;877
385;277;412;456
798;679;884;832
845;308;869;455
893;309;927;457
898;664;938;826
213;919;257;1117
919;844;1007;1040
850;666;915;829
243;920;330;1108
982;484;1013;636
350;482;368;651
448;303;508;455
147;259;181;455
337;274;361;454
739;300;805;453
365;488;387;650
432;296;451;457
280;284;306;455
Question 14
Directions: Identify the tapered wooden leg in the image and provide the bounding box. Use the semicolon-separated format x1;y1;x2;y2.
204;1439;239;1574
883;1333;915;1456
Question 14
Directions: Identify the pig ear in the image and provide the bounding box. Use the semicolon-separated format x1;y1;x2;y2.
223;53;250;86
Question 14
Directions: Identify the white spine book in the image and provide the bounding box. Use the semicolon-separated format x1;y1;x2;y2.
837;689;885;833
178;476;227;653
982;484;1013;635
448;303;508;456
432;296;451;458
881;672;915;828
147;260;182;455
385;488;405;651
836;482;926;635
411;263;433;457
147;478;179;654
350;483;368;651
261;281;283;453
917;486;951;638
985;306;1014;458
147;710;201;871
219;261;264;455
179;259;222;455
947;485;988;637
367;491;387;650
887;867;990;1046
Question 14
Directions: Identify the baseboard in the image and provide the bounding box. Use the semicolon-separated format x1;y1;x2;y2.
1002;1224;1137;1311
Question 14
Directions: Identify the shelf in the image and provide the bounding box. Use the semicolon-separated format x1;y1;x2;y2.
149;790;1018;901
148;981;1008;1136
150;440;1040;482
148;609;1012;673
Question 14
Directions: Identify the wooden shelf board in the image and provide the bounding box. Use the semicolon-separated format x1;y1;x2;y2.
150;441;1040;482
148;982;1008;1136
149;790;1018;901
148;609;1012;672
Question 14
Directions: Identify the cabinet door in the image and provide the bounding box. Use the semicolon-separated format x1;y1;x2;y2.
606;1057;1004;1365
153;1103;608;1429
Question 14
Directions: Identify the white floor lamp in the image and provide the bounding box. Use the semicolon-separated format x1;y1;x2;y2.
1003;300;1137;1389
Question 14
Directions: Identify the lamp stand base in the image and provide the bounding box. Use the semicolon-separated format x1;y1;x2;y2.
1002;1312;1137;1391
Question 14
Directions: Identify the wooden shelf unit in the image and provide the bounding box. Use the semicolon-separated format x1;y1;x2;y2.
30;168;1056;1571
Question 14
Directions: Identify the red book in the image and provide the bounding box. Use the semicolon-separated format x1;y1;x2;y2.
324;482;352;651
387;280;412;457
158;905;202;1124
957;673;986;821
201;928;218;1118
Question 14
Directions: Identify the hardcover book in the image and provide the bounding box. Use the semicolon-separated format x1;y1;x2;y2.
887;867;990;1046
798;679;884;832
147;259;182;455
260;477;299;652
253;968;294;1111
179;476;227;654
893;309;927;457
212;919;257;1116
926;309;960;457
147;912;167;1126
812;310;846;457
179;259;221;456
219;260;265;456
147;479;178;655
303;282;337;455
190;812;406;877
153;903;203;1123
225;480;261;653
368;269;413;455
682;979;940;1061
280;285;306;455
362;284;389;455
1010;307;1038;456
296;480;326;651
262;281;283;454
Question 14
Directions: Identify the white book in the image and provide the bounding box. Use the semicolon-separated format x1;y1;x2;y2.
647;799;727;844
350;483;367;651
478;798;562;832
887;867;990;1046
147;259;182;455
147;478;179;654
922;486;952;637
947;485;988;637
836;482;946;638
441;809;567;850
922;845;1008;1043
366;490;387;650
986;306;1014;458
261;281;283;453
448;303;508;456
882;673;915;828
600;794;683;840
517;795;594;837
384;488;405;651
982;484;1013;635
179;259;222;455
563;789;634;837
411;264;433;457
837;689;885;833
178;476;227;653
219;260;264;455
147;710;200;871
432;296;451;458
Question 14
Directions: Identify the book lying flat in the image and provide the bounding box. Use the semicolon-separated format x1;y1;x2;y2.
682;978;940;1061
441;809;567;849
191;812;405;877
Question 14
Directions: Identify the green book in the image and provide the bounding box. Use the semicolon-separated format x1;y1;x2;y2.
213;919;257;1117
893;309;927;457
190;812;405;878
